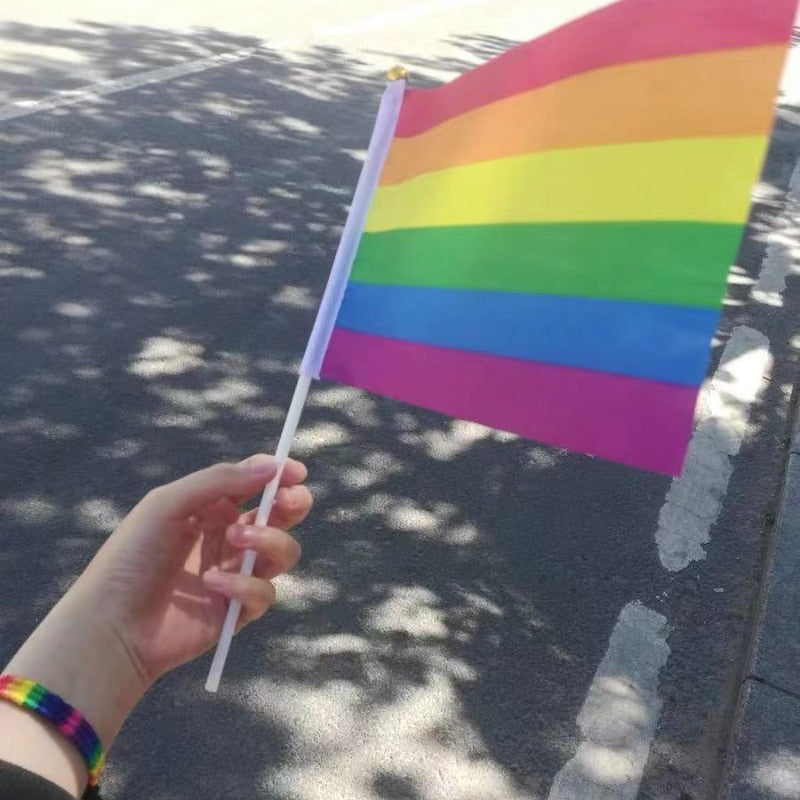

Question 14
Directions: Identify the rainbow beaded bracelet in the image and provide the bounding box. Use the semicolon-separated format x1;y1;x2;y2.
0;675;105;788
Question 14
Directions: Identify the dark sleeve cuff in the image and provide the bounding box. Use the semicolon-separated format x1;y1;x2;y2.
0;759;86;800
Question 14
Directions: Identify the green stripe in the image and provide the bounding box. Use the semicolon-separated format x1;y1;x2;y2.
88;740;104;768
24;685;45;708
350;222;743;309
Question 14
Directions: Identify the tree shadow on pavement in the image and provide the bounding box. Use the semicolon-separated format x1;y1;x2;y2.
0;23;798;800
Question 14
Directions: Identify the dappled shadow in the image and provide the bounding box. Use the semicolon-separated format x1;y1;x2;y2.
0;21;262;104
0;22;798;800
640;90;800;798
748;747;800;797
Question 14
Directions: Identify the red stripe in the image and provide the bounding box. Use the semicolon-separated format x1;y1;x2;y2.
59;710;81;736
321;329;698;475
396;0;796;137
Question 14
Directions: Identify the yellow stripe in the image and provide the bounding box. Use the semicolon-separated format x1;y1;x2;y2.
365;137;767;232
3;683;30;704
380;46;785;185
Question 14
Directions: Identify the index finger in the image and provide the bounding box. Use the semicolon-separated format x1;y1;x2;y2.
144;454;307;521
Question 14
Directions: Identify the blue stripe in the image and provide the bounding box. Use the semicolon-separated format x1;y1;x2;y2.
335;283;718;385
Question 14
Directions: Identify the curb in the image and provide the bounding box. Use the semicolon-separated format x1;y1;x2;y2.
723;398;800;799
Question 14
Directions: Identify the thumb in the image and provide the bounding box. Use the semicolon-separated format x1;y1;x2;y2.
142;454;279;522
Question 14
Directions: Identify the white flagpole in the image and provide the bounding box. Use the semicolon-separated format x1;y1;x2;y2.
205;70;407;692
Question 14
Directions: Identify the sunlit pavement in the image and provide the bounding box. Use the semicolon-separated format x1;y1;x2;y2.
1;3;800;799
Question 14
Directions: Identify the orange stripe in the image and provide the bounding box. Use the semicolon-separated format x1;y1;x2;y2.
381;45;785;186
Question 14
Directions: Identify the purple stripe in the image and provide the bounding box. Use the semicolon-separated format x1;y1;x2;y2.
321;329;699;475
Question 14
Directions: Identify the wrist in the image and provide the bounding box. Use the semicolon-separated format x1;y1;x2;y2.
0;700;88;798
4;585;149;749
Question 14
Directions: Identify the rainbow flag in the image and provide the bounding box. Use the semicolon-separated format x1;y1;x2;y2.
303;0;796;475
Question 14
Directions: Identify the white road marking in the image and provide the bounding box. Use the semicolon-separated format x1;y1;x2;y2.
0;48;257;122
547;603;670;800
656;326;771;572
0;0;490;124
554;119;791;795
751;156;800;308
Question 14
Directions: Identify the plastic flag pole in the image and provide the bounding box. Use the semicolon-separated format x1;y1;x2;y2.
205;70;407;692
205;373;311;692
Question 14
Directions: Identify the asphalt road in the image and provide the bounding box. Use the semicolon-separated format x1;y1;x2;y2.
1;3;800;799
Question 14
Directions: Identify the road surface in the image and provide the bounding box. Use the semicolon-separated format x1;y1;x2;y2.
1;2;799;799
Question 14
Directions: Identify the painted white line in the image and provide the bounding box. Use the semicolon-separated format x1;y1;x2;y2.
547;603;670;800
0;48;257;122
0;0;490;124
656;326;771;572
751;156;800;308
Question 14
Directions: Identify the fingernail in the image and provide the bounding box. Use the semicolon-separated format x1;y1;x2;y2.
239;454;276;475
203;570;230;591
289;459;308;480
227;525;252;545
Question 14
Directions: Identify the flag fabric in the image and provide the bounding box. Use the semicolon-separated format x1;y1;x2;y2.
315;0;796;475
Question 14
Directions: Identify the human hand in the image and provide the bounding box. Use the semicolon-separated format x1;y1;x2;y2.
5;455;311;762
79;453;311;685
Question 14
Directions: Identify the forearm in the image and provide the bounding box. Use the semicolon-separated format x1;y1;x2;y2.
0;454;308;798
1;585;148;796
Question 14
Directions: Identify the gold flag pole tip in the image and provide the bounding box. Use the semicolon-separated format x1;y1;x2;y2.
387;65;409;81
